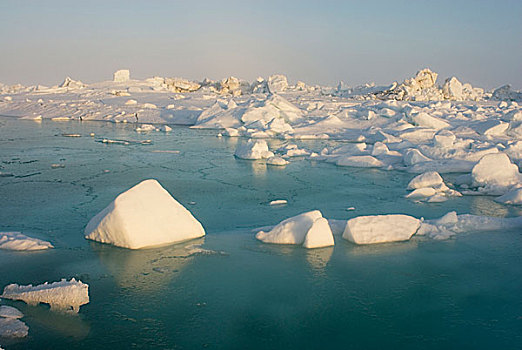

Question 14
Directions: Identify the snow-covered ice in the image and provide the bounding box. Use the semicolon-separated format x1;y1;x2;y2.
342;214;421;244
1;278;89;312
85;179;205;249
0;232;53;251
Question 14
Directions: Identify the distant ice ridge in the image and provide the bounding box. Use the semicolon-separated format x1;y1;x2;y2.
255;210;335;249
1;278;89;313
0;232;53;251
84;179;205;249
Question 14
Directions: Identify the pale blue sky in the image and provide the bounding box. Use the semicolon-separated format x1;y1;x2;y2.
1;0;521;89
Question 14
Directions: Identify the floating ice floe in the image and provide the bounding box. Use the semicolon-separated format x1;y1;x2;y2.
342;214;421;244
85;179;205;249
417;211;522;240
1;278;89;313
234;139;274;160
0;306;23;319
269;199;288;206
0;318;28;338
0;232;53;251
256;210;334;249
405;171;461;202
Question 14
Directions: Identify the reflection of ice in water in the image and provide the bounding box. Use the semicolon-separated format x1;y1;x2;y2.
470;197;509;218
92;238;206;294
347;239;418;257
19;304;90;340
249;161;267;177
306;246;333;271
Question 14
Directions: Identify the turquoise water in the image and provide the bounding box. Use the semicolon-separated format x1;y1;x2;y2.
0;117;521;349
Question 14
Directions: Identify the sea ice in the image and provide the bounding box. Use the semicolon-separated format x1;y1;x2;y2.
342;214;421;244
256;210;334;248
1;278;89;312
0;232;53;251
84;179;205;249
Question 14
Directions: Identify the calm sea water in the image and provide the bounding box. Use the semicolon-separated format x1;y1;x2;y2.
0;117;521;349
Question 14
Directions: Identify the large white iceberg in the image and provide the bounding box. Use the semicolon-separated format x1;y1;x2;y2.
84;179;205;249
1;278;89;312
342;214;421;244
0;232;53;251
256;210;334;248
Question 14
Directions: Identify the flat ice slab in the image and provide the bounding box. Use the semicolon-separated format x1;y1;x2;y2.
0;232;53;251
84;179;205;249
343;214;421;244
255;210;334;248
1;278;89;313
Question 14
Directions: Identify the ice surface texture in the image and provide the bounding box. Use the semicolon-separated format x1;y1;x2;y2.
0;232;53;251
1;278;89;313
85;179;205;249
342;215;421;244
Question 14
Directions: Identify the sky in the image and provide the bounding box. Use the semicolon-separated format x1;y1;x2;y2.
0;0;521;89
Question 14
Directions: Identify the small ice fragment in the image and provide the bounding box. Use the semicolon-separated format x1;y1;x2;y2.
51;163;65;169
89;133;95;137
269;199;287;206
188;201;196;205
1;278;89;313
151;150;180;154
61;133;81;137
0;232;53;251
125;99;137;105
0;305;24;319
346;207;356;211
267;156;289;166
256;210;325;245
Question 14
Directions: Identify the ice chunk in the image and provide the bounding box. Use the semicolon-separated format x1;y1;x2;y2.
255;210;323;245
410;112;450;130
471;153;521;193
234;139;274;160
495;187;522;205
403;148;432;166
269;199;287;206
342;214;421;244
302;217;335;249
267;74;288;93
0;305;23;319
113;69;130;82
433;130;456;148
1;278;89;312
405;187;437;200
84;179;205;249
492;84;522;101
0;318;28;338
407;171;444;189
0;232;53;251
266;156;289;166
